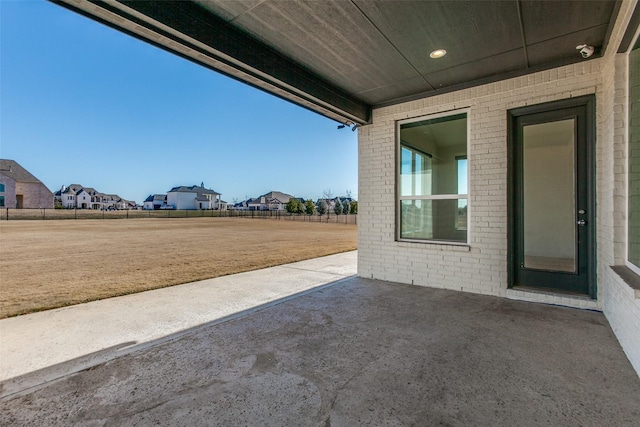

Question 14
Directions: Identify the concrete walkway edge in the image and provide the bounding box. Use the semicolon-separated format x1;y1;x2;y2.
0;251;357;398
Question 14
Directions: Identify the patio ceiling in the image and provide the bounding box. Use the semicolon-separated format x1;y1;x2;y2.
52;0;621;125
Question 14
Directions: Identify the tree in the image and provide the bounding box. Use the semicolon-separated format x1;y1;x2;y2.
343;199;351;214
285;199;295;213
350;200;358;214
317;199;328;215
304;199;315;215
286;198;303;214
334;198;343;215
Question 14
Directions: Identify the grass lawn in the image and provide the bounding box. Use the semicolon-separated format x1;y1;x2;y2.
0;218;357;318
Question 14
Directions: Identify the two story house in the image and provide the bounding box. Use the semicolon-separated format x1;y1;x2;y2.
166;184;222;210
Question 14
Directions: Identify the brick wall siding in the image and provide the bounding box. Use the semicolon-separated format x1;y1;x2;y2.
606;1;640;377
0;177;16;209
359;60;603;301
14;182;54;209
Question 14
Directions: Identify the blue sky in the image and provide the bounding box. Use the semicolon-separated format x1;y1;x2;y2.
1;1;358;204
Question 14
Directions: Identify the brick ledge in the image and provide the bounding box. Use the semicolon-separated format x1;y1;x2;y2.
610;266;640;299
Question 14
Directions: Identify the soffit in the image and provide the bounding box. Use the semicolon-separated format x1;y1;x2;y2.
52;0;621;125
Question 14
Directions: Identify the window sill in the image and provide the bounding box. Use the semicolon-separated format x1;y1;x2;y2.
610;266;640;299
397;240;471;252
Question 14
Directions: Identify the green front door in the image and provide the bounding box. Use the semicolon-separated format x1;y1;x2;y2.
509;96;595;297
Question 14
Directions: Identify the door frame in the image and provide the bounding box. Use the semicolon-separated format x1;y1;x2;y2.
507;95;596;298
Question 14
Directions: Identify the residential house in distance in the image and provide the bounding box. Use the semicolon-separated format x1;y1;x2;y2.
316;197;355;213
166;183;223;210
143;194;168;210
55;184;134;210
231;200;249;211
0;159;53;209
247;191;294;211
55;184;81;208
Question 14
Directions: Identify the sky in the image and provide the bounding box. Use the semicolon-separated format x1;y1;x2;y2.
0;1;358;205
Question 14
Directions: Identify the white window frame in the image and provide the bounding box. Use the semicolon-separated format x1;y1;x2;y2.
396;108;471;245
626;25;640;276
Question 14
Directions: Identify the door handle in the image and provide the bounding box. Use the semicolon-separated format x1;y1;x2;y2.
577;219;587;226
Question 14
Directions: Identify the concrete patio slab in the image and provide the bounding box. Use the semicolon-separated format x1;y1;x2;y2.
2;276;639;426
0;251;357;394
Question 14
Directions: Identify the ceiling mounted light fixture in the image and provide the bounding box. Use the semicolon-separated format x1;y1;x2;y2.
429;49;447;59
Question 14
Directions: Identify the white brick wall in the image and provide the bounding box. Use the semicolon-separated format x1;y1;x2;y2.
603;0;640;377
358;0;640;376
604;268;640;377
359;60;601;303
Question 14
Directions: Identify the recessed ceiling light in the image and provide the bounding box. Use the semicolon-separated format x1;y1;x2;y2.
430;49;447;59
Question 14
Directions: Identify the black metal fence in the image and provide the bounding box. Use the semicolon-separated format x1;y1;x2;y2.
1;208;357;224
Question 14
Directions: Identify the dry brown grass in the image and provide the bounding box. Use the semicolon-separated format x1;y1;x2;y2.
0;218;357;318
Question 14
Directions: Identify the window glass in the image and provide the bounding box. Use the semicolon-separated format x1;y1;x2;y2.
0;196;4;207
399;113;467;243
457;157;468;230
0;183;5;192
628;38;640;271
401;199;467;241
401;146;432;196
